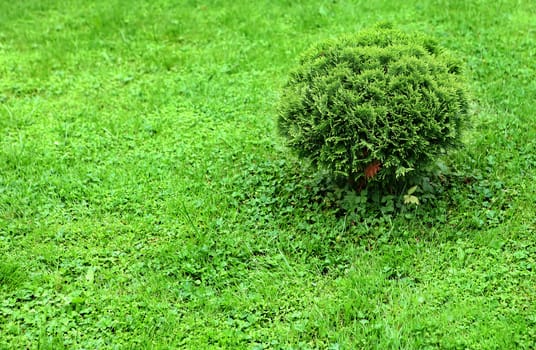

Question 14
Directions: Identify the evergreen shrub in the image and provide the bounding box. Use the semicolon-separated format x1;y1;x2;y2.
278;25;469;189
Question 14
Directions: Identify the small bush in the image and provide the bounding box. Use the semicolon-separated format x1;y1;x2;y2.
278;24;469;190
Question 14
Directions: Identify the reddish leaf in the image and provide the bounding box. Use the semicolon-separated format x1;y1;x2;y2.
364;161;381;179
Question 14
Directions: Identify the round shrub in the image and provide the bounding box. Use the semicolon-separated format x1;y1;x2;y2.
278;25;469;188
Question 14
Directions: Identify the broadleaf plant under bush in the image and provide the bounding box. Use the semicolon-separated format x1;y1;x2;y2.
278;24;469;190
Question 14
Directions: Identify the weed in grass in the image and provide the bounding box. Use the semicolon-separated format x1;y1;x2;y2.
0;259;26;292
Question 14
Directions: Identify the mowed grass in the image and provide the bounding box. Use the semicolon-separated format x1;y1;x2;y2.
1;0;535;348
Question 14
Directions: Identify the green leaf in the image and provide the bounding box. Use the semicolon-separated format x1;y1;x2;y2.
403;194;420;205
407;185;418;195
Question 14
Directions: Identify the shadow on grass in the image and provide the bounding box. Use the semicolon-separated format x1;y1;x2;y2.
228;155;492;244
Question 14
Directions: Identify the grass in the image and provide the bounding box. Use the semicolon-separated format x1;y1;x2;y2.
0;0;535;348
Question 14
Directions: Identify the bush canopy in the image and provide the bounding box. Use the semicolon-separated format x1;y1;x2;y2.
278;25;469;188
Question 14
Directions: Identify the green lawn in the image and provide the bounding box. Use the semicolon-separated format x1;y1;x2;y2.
1;0;535;348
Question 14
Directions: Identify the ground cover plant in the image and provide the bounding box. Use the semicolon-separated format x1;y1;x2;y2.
0;0;535;349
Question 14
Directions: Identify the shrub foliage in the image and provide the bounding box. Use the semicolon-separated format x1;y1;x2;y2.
278;25;469;189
